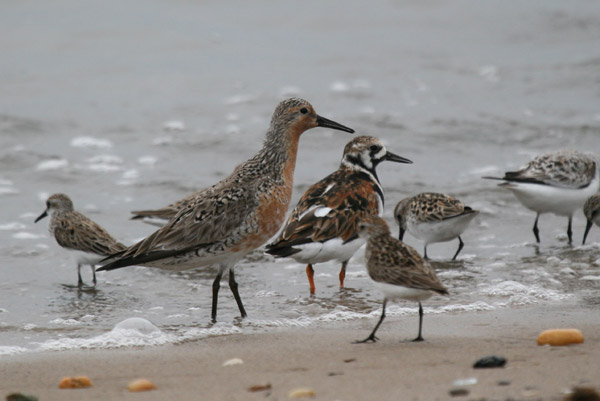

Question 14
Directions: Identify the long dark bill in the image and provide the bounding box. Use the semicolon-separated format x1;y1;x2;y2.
34;210;48;223
384;151;412;164
316;114;354;133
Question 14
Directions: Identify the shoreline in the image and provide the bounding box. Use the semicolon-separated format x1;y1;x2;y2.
1;303;599;400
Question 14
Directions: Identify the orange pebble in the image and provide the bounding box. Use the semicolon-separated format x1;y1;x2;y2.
537;329;584;346
58;376;93;389
128;378;157;392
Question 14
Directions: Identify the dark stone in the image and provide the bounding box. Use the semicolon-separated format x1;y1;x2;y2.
449;388;470;397
473;355;507;368
6;394;39;401
498;380;511;386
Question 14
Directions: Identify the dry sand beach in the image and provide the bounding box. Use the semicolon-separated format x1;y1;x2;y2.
2;303;599;401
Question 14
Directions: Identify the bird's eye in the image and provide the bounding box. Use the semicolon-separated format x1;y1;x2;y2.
369;145;380;152
300;107;308;114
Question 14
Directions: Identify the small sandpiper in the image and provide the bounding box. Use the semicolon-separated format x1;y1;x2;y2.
266;136;412;294
394;192;479;260
98;98;354;322
353;215;448;343
484;150;599;244
34;193;127;287
583;193;600;245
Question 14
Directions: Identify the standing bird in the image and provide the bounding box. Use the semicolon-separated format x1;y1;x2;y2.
353;215;448;343
98;98;354;321
394;193;479;260
34;193;127;287
266;136;412;294
484;150;599;244
583;193;600;245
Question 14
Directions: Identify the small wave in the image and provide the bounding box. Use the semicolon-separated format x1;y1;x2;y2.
0;346;28;356
70;136;112;148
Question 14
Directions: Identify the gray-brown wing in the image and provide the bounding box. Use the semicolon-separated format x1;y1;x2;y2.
367;236;448;294
125;182;260;258
54;212;126;256
505;151;596;189
411;193;465;223
130;191;200;220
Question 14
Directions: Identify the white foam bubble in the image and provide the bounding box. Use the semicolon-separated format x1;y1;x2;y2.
0;186;19;195
36;159;68;171
163;120;186;132
0;346;28;356
70;136;113;148
0;222;27;231
138;156;158;165
12;232;44;240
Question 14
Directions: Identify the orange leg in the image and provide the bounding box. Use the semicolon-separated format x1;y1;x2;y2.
339;261;347;288
306;264;316;295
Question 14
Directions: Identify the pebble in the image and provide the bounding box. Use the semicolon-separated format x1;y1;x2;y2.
473;355;507;368
6;394;38;401
248;383;271;392
563;386;600;401
449;388;470;397
538;329;584;346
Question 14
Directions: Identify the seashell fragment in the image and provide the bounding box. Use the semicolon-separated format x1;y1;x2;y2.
58;376;93;389
288;388;316;398
222;358;244;366
127;378;157;392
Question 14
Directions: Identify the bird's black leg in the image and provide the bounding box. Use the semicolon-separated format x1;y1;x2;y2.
567;216;573;245
77;264;84;287
452;236;465;261
533;214;540;243
91;265;97;286
211;270;223;323
354;299;387;344
229;269;247;319
583;219;593;245
413;302;425;342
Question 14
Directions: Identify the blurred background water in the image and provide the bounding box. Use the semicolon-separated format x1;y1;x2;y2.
1;0;599;354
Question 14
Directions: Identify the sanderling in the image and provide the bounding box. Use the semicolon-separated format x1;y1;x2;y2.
353;215;448;343
266;136;412;294
484;150;599;244
394;193;479;260
98;98;354;321
583;193;600;245
34;193;126;287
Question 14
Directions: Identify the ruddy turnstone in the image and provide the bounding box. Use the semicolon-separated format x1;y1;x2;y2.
353;215;448;343
394;193;479;260
485;150;599;244
266;136;412;294
34;193;126;287
583;193;600;245
98;98;354;321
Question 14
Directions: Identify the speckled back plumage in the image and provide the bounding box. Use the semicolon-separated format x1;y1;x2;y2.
395;192;474;229
503;150;597;189
359;216;448;295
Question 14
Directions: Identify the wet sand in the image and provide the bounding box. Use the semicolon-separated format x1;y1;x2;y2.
2;303;598;401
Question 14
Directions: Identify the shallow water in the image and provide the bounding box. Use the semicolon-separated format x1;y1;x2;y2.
1;0;600;355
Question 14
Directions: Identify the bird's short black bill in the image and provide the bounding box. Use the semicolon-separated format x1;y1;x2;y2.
316;114;354;133
34;210;48;223
384;151;412;164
